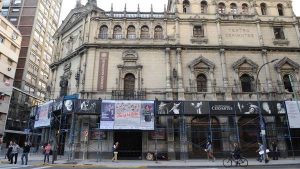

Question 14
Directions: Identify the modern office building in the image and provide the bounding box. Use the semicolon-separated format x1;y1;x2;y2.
1;0;62;145
0;15;21;139
49;0;300;160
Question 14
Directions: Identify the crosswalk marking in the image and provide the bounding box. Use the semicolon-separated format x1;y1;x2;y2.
0;164;32;169
0;164;52;169
31;166;52;169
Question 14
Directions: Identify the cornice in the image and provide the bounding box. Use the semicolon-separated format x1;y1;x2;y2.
50;44;300;69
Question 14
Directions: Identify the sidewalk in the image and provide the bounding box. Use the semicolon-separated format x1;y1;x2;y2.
1;154;300;168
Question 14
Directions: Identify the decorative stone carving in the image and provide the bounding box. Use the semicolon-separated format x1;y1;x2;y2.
274;57;300;73
232;57;258;73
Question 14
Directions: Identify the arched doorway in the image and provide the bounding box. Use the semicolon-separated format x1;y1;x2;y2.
189;116;221;158
124;73;135;99
238;116;260;156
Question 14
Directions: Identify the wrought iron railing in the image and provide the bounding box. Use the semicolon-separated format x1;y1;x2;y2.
112;89;146;100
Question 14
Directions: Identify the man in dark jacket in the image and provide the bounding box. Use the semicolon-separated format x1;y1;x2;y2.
21;142;31;165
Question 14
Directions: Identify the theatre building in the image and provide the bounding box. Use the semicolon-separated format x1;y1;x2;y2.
47;0;300;160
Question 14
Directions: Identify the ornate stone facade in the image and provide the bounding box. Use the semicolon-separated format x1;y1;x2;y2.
50;0;300;159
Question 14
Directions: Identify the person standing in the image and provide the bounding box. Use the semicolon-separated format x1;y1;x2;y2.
21;142;31;165
111;142;119;162
205;141;216;162
10;141;20;164
43;143;52;164
271;141;278;160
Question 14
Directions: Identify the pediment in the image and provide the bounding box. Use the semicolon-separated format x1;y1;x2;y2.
188;56;215;71
275;57;300;71
54;4;105;37
232;57;258;71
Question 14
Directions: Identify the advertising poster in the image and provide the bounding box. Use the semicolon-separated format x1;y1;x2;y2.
285;101;300;128
52;97;63;112
234;101;259;115
63;99;74;113
157;101;183;115
184;101;209;115
75;99;100;114
90;130;107;140
100;100;154;130
34;101;53;128
209;101;235;114
149;128;166;140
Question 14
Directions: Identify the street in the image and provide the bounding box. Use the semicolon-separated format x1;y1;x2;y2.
0;164;299;169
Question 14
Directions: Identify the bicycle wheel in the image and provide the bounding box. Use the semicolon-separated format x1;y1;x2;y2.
238;157;248;167
223;158;232;167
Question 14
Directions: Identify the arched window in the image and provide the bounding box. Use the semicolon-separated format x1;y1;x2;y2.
242;3;248;13
283;74;293;92
140;25;150;39
127;25;136;39
99;25;108;39
193;26;204;38
260;3;267;15
201;1;208;14
183;0;190;13
240;74;254;92
218;3;226;14
154;26;163;39
277;4;284;16
197;74;207;92
124;73;135;99
230;3;237;14
113;25;122;39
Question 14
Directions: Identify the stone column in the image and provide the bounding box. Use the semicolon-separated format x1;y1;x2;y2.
218;116;231;153
261;49;273;92
179;116;188;160
175;18;180;44
176;48;185;100
216;19;223;45
293;22;300;46
219;49;228;90
256;20;265;46
167;118;175;160
165;48;172;99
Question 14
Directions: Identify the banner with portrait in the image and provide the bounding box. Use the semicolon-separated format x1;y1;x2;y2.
285;101;300;128
34;101;53;128
63;99;75;113
74;99;100;114
157;101;183;115
100;100;154;130
184;101;209;115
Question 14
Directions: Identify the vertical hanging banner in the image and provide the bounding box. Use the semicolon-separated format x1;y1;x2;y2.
97;52;109;91
285;101;300;128
34;101;53;128
100;100;154;130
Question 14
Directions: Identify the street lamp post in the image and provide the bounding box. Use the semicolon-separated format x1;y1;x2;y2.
255;58;278;163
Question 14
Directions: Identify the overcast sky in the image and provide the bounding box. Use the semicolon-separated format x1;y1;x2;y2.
59;0;300;23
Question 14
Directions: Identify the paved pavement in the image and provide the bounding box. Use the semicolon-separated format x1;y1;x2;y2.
0;154;300;168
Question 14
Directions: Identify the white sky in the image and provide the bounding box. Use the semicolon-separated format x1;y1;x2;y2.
59;0;300;24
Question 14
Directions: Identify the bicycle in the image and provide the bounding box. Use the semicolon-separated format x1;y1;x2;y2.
223;153;248;167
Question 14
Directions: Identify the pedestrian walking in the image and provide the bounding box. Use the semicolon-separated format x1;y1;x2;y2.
10;141;20;164
6;141;13;162
205;141;215;162
271;141;278;160
111;142;119;162
256;142;269;163
43;143;52;164
21;142;31;165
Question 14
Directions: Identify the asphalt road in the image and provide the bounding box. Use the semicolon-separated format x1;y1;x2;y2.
0;164;299;169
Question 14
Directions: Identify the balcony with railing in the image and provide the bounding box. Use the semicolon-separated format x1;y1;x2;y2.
112;89;146;100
